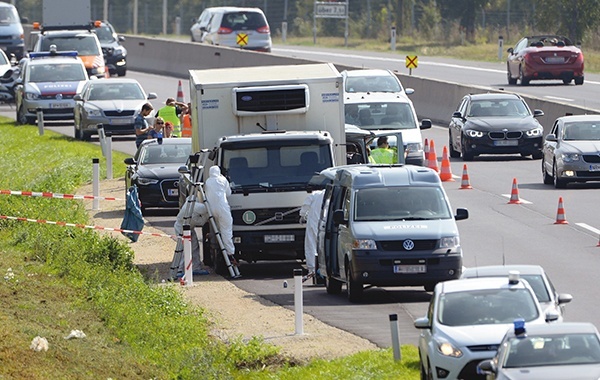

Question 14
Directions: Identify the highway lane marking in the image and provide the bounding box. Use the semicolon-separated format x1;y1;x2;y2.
544;95;575;102
576;223;600;235
501;194;533;204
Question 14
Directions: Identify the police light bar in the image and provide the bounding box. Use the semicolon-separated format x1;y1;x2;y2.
29;51;78;59
508;270;520;285
513;318;526;337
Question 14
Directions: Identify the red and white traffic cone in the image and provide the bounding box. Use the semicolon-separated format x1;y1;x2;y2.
507;178;521;204
439;146;455;181
459;164;472;189
423;138;430;167
428;140;439;173
554;197;568;224
176;80;185;103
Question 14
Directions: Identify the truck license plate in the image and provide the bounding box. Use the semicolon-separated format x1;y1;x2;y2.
264;235;295;243
394;265;426;274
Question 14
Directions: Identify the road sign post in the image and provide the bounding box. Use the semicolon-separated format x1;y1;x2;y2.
313;1;348;46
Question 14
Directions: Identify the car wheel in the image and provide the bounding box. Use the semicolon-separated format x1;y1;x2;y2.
346;263;363;303
553;161;568;189
542;158;553;185
17;105;34;125
74;124;81;140
507;68;517;85
448;132;460;158
325;273;343;295
117;68;126;77
531;150;543;160
575;76;584;85
519;66;530;86
461;134;474;161
426;362;434;380
81;130;92;141
562;78;572;85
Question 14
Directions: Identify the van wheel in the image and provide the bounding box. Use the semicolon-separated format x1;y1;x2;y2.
346;263;363;303
325;274;342;294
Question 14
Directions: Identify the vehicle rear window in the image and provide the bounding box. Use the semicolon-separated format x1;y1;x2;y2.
221;11;267;30
40;35;101;56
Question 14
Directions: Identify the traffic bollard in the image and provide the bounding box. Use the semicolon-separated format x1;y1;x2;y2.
92;158;100;211
105;131;113;180
389;314;401;361
293;268;304;335
183;225;192;286
36;108;43;135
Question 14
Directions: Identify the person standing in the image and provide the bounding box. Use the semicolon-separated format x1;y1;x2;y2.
156;97;187;137
135;102;154;148
370;136;395;164
299;189;325;280
180;103;193;137
204;166;235;260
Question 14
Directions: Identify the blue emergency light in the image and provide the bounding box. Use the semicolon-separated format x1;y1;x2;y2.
29;51;78;59
514;318;526;337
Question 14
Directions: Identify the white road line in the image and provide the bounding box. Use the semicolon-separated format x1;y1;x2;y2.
544;95;575;102
501;194;533;204
576;223;600;235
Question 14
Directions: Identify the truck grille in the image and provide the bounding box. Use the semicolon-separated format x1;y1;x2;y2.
232;207;300;226
380;240;438;251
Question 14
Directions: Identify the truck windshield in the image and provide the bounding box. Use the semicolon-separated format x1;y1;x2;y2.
354;186;452;221
222;142;333;190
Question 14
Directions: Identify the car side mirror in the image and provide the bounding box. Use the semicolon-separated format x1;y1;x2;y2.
414;317;431;329
332;209;347;226
124;157;136;165
477;359;495;375
118;35;125;42
545;310;560;322
507;47;514;54
533;109;544;117
545;134;557;142
73;94;83;101
420;119;432;130
147;92;158;100
455;208;469;221
452;111;463;119
558;293;573;305
405;88;414;95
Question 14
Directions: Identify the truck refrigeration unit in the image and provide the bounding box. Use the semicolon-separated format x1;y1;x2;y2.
188;63;346;272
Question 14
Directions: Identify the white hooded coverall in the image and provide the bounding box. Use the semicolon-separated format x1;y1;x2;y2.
174;196;209;272
299;189;325;273
204;166;235;257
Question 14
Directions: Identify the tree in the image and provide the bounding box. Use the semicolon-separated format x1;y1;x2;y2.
534;0;600;43
438;0;488;42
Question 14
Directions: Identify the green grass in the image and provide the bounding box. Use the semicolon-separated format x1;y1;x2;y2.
0;119;420;378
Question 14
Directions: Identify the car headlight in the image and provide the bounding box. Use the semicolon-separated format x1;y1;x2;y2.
465;129;484;138
525;126;543;137
561;153;580;162
25;92;39;100
136;177;159;186
84;106;102;117
436;340;463;358
439;236;459;249
405;142;423;154
114;46;126;56
352;239;377;250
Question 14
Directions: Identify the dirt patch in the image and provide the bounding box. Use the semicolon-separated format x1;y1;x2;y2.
78;178;378;363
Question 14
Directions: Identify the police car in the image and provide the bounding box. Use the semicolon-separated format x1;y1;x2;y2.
14;49;89;125
414;273;560;380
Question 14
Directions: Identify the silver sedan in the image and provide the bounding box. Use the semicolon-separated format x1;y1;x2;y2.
542;115;600;188
73;78;157;141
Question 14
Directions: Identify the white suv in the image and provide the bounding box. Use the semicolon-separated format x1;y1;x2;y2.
202;7;272;52
414;274;559;380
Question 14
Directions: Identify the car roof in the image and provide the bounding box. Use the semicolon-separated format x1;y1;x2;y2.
508;322;599;337
439;276;530;293
320;164;440;186
342;69;396;78
344;92;412;104
141;137;192;146
557;114;600;123
467;92;522;101
462;265;544;278
87;77;140;85
210;6;266;14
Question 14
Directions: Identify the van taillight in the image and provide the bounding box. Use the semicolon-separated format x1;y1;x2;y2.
257;26;270;34
218;27;233;34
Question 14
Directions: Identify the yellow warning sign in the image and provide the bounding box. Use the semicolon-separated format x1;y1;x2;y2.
405;55;418;69
237;33;248;46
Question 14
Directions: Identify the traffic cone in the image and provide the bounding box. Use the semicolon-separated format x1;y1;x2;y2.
423;138;430;167
428;140;439;172
507;178;521;204
596;235;600;247
459;164;472;189
439;146;455;181
554;197;568;224
176;80;185;103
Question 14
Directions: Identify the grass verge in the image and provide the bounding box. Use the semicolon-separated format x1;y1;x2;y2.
0;119;420;379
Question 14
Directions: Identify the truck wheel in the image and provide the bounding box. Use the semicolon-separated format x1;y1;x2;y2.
201;225;213;266
346;263;363;303
211;247;228;276
326;274;342;294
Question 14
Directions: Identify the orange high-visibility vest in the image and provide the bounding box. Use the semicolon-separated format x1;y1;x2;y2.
181;114;192;137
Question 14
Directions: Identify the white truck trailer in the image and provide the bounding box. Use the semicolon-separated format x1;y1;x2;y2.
188;63;346;271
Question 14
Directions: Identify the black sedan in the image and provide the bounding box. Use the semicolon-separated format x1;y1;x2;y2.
448;93;544;161
125;138;192;212
94;21;127;77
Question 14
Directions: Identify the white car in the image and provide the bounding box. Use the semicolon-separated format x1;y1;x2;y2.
341;68;414;97
414;274;559;380
190;7;216;43
461;265;573;321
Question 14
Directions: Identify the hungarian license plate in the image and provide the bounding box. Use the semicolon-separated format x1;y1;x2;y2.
590;164;600;172
493;140;518;146
394;265;426;274
167;188;178;196
264;235;295;243
50;103;70;109
110;118;130;125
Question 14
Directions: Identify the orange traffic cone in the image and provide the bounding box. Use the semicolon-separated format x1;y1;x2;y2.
596;235;600;247
428;140;439;172
507;178;521;204
439;146;455;181
459;164;472;189
423;138;430;167
554;197;568;224
176;80;185;103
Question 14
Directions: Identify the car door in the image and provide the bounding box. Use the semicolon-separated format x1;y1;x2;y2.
508;37;528;77
336;187;352;281
449;96;468;149
543;119;561;174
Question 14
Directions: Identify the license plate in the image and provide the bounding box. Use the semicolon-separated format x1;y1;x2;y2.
394;265;427;274
493;140;518;146
590;164;600;172
50;103;71;109
546;57;564;64
110;118;131;125
264;234;295;243
168;188;179;196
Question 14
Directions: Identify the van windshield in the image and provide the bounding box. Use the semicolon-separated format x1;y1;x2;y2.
354;186;452;221
0;7;20;24
345;102;417;130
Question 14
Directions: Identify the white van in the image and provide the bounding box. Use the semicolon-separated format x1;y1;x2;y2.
344;92;431;166
201;7;272;52
317;165;468;302
0;3;25;60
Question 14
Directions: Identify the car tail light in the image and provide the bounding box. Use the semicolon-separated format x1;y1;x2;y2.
218;27;233;34
256;25;270;34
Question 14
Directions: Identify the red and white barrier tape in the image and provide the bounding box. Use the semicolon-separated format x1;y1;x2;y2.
0;189;124;202
0;215;175;239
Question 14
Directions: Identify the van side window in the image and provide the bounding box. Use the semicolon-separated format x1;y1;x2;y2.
342;188;351;220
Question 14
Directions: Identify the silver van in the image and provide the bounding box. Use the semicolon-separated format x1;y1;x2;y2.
317;165;468;302
0;3;25;60
202;7;272;52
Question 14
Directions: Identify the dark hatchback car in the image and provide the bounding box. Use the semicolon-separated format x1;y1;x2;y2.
94;21;127;76
507;35;584;86
125;138;192;212
448;93;544;161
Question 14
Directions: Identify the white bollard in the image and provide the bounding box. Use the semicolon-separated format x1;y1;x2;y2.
97;124;106;156
105;131;113;180
390;26;397;51
36;108;44;135
498;35;504;61
183;225;192;286
92;158;100;211
389;314;401;361
293;268;304;335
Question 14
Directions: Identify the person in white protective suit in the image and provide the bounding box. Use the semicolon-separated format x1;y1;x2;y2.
204;166;235;258
173;195;209;276
299;189;325;280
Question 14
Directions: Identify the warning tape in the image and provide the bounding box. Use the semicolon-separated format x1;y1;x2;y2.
0;215;175;239
0;189;124;202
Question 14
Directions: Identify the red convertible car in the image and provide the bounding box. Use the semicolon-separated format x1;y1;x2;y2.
507;35;584;86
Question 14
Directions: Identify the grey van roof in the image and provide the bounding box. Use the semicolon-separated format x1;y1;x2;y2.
322;164;441;188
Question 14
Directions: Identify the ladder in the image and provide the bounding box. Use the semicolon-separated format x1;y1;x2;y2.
169;150;241;279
